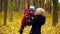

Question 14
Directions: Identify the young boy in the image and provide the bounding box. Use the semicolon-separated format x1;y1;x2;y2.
19;6;35;34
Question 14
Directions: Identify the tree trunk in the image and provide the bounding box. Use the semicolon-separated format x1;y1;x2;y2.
17;0;20;11
22;0;24;9
33;0;37;8
25;0;28;8
8;0;13;22
40;0;44;8
27;0;30;7
53;0;58;26
39;0;41;7
30;0;33;5
20;0;22;10
4;0;8;25
0;0;2;12
33;0;35;6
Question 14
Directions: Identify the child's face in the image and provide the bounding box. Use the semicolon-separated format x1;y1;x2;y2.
30;11;33;13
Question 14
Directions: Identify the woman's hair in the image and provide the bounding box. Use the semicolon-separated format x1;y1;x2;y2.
36;8;45;15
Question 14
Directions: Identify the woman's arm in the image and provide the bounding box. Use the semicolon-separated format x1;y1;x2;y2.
26;16;37;26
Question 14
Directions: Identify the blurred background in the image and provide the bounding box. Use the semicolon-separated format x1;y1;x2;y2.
0;0;60;34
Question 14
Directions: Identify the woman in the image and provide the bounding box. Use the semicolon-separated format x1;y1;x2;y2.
27;8;46;34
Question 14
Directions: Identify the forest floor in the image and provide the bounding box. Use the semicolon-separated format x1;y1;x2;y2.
0;10;60;34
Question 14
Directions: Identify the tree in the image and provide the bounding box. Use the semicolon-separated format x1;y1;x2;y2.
53;0;58;26
20;0;22;11
8;0;13;22
40;0;45;8
17;0;21;11
22;0;24;9
33;0;39;8
4;0;8;25
25;0;28;8
0;0;3;12
27;0;30;7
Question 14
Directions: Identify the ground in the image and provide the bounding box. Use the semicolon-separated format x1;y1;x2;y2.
0;10;60;34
